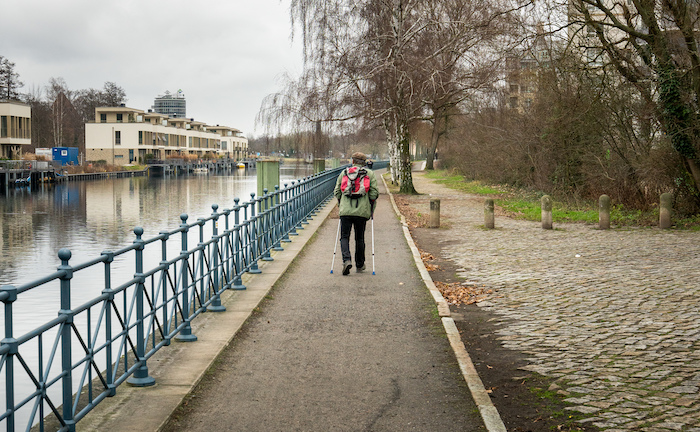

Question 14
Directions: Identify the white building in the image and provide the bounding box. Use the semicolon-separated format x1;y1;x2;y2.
85;106;248;165
0;101;31;159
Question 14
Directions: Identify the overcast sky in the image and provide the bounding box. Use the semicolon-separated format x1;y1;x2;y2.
1;0;304;138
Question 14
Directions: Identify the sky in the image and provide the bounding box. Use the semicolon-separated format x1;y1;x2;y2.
0;0;305;138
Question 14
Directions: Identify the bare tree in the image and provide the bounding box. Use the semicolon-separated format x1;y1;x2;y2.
566;0;700;196
259;0;513;193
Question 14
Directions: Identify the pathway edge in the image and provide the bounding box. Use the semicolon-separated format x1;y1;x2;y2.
381;173;507;432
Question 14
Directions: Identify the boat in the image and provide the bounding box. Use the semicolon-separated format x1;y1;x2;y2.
237;163;245;169
193;167;208;174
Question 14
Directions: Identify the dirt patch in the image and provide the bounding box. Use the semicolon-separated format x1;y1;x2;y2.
395;193;599;432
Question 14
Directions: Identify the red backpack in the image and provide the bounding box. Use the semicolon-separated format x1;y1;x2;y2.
340;166;370;199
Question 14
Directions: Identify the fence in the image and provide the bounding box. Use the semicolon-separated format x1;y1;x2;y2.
0;162;390;432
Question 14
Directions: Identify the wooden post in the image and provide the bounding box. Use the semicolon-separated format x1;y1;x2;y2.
599;195;610;230
659;193;673;229
429;198;440;228
484;199;495;229
541;195;552;230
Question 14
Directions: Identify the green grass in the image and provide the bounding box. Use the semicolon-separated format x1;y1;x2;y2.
422;169;679;228
424;170;505;195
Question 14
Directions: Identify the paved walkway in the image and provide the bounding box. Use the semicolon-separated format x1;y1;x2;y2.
403;171;700;431
80;170;494;432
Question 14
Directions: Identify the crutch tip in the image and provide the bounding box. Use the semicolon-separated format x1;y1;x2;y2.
330;270;334;274
372;271;376;275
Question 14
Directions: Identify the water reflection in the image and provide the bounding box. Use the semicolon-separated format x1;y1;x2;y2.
0;164;314;286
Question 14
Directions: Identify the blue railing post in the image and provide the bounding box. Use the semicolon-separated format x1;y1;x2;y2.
57;248;76;431
176;214;197;342
127;227;155;387
248;193;262;274
222;208;232;290
273;185;284;251
230;198;246;290
100;250;117;395
1;284;18;432
158;231;171;346
197;218;207;310
261;189;273;262
281;183;292;242
288;181;299;236
209;204;226;312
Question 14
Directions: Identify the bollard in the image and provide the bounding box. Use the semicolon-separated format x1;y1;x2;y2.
429;198;440;228
659;193;673;229
541;195;553;230
599;195;610;230
484;199;495;229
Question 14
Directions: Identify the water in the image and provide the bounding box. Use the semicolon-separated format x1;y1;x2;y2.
0;163;315;429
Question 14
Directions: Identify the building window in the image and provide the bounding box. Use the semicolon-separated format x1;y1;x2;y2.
139;131;143;144
115;130;121;145
100;113;107;123
116;114;123;123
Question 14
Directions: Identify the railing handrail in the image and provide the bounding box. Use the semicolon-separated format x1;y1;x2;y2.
0;161;387;431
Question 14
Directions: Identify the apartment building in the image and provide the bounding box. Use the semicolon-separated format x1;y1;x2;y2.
0;101;31;159
85;106;248;165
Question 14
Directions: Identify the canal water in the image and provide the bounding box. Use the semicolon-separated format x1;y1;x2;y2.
0;163;315;429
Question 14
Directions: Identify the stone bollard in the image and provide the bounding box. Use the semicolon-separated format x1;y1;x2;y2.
659;193;673;229
484;199;495;229
599;195;610;230
429;198;440;228
541;195;553;230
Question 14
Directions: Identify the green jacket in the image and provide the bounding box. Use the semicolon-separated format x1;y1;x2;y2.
334;165;379;219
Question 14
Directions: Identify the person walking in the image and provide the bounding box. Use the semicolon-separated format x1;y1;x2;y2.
334;152;379;275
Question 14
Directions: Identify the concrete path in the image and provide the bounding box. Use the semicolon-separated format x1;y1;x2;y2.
80;170;492;432
404;171;700;431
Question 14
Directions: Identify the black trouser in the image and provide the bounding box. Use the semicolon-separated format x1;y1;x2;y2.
340;216;368;267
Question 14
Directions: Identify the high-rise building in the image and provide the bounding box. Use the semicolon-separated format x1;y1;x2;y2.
153;90;186;118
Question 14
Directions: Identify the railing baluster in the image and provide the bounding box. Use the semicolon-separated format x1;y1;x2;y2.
1;284;17;432
58;248;76;431
100;251;117;395
209;204;226;312
127;227;155;387
231;198;246;290
176;214;197;342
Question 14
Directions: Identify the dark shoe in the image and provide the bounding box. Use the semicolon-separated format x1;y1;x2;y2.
342;261;352;275
356;265;366;273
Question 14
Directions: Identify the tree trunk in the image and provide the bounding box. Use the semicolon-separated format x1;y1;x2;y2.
425;115;442;170
686;158;700;194
397;122;417;194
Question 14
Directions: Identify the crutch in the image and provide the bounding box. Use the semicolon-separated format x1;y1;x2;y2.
371;200;376;275
371;214;376;275
330;218;341;274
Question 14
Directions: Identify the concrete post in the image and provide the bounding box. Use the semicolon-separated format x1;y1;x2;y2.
330;158;340;169
484;199;495;229
659;193;673;229
541;195;553;230
429;198;440;228
257;160;280;206
599;195;610;230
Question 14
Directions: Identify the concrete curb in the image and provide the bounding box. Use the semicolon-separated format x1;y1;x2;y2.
381;173;507;432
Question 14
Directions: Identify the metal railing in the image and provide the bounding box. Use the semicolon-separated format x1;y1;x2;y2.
0;163;382;432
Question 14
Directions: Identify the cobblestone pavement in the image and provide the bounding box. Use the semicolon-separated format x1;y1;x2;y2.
407;171;700;432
